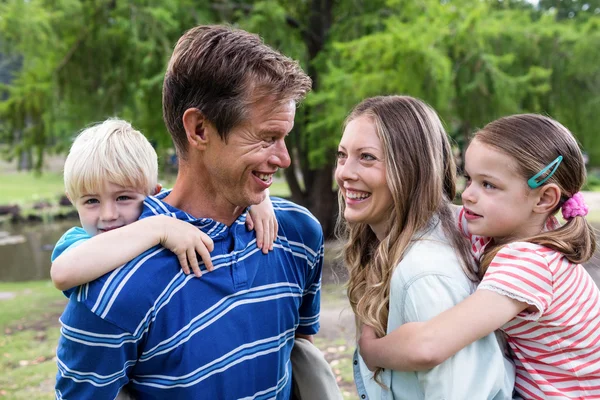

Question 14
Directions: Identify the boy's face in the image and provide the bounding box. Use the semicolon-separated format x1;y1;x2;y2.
73;182;146;236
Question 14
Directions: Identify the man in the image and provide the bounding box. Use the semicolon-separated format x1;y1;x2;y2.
55;25;325;399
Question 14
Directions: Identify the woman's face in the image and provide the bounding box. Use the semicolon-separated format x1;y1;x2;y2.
335;115;393;239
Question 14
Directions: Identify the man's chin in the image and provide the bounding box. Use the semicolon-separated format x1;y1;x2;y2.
250;190;268;205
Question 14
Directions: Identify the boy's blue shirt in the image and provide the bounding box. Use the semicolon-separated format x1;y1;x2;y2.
51;227;91;299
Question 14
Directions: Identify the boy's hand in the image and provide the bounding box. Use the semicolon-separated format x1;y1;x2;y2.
156;216;215;277
246;196;278;254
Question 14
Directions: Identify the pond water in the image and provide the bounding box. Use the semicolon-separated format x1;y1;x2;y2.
2;219;598;285
0;220;349;284
0;221;74;282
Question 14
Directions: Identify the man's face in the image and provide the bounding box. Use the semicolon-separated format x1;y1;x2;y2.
202;97;294;209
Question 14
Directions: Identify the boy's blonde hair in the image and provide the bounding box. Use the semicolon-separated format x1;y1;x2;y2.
64;119;158;200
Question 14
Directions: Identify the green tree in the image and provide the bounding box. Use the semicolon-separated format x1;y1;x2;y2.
2;0;600;237
0;0;218;169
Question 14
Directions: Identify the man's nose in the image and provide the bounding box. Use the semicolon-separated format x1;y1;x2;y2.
269;139;291;169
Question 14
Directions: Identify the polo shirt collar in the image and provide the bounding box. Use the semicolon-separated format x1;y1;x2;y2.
140;189;249;239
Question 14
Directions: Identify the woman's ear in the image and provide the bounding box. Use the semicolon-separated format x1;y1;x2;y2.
533;183;561;214
153;184;162;195
182;108;210;150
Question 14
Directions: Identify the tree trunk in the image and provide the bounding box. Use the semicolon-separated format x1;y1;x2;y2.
293;0;337;238
307;160;338;238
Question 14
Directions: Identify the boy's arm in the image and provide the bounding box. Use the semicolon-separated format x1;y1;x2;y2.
359;288;527;371
51;216;214;291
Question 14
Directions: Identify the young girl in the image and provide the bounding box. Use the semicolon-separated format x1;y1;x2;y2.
359;113;600;399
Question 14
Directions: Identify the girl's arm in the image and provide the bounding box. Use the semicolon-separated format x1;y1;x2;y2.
51;215;214;291
359;289;528;371
245;191;278;254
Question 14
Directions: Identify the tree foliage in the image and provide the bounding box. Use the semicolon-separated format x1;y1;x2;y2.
1;0;599;236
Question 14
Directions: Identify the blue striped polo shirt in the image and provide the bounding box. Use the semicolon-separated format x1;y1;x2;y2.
53;192;323;399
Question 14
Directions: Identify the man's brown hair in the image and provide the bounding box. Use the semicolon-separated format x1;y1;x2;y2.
162;25;312;158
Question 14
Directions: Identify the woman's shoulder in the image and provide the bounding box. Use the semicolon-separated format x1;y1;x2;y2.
393;222;469;283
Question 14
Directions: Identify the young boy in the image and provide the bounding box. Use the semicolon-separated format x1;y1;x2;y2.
52;118;341;399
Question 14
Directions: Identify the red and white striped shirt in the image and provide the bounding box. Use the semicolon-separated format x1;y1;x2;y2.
458;208;600;399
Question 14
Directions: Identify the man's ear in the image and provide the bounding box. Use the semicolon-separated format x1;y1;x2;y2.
533;183;561;214
182;108;210;150
153;184;162;195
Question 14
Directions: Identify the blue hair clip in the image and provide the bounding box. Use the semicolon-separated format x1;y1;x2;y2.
527;155;563;189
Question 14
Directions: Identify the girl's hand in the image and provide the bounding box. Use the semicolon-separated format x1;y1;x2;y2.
246;196;278;254
358;324;379;371
157;216;215;277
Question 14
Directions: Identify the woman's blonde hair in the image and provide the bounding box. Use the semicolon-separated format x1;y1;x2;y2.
473;114;596;277
336;96;477;379
64;119;158;200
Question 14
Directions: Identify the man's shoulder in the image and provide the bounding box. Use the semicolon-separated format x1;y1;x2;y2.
271;197;321;230
74;246;181;332
271;197;323;248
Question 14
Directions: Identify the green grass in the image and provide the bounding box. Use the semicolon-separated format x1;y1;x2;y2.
0;281;65;330
0;281;67;399
0;172;65;206
586;209;600;225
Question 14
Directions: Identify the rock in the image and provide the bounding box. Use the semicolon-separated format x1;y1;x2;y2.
33;200;52;210
0;234;26;246
59;195;72;206
0;292;16;300
26;214;42;223
0;205;20;217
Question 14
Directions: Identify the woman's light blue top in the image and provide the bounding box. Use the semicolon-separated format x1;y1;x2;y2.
353;217;515;399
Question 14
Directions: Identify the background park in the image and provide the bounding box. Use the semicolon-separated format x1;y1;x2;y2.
1;0;600;398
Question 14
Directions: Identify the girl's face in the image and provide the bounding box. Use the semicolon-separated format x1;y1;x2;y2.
461;140;540;240
335;115;393;240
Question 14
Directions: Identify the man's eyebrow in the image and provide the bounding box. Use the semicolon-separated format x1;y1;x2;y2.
261;129;287;136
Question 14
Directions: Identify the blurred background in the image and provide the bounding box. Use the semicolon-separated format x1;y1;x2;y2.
0;0;599;398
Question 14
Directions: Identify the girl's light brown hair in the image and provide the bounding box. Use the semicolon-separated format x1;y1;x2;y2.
473;114;596;277
336;95;477;380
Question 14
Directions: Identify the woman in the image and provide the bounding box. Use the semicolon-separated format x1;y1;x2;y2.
335;96;514;399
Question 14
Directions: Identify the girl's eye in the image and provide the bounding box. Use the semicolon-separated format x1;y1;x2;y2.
483;181;496;190
117;195;132;201
84;198;99;205
463;174;472;185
